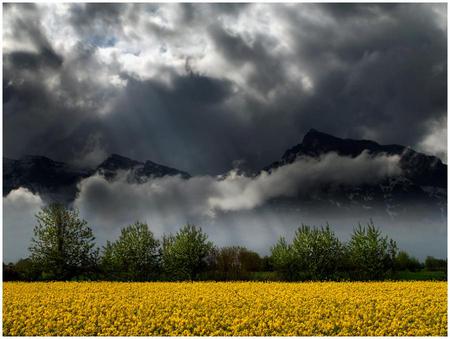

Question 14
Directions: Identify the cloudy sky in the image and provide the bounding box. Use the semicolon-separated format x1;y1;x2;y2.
3;3;447;175
2;3;448;262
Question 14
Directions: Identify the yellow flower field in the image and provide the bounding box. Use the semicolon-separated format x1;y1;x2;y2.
3;281;447;336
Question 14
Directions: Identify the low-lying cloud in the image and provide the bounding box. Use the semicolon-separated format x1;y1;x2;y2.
74;152;401;220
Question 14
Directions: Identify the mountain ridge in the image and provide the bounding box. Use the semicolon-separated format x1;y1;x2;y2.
3;129;447;216
265;129;446;188
3;153;191;201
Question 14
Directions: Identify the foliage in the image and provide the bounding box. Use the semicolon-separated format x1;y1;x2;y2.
346;220;397;280
29;203;98;280
395;251;422;272
3;281;447;336
211;246;263;280
161;224;213;280
270;237;297;281
424;256;447;272
291;224;344;280
101;222;160;281
3;263;20;281
7;210;445;282
393;269;447;281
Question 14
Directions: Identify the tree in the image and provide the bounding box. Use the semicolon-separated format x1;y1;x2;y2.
214;246;262;280
395;251;422;272
3;263;20;281
101;222;160;280
347;220;397;280
29;203;99;280
14;258;42;281
425;256;447;272
291;224;344;280
161;224;213;280
214;246;242;280
239;248;262;273
270;237;297;281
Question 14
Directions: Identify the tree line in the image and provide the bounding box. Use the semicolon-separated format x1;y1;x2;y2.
3;203;447;282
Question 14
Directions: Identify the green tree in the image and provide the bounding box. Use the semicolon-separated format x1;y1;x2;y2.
3;262;20;281
425;256;447;271
214;246;262;280
270;237;297;281
291;224;344;280
14;258;42;281
347;220;397;280
395;251;422;272
214;246;242;280
101;222;160;281
162;224;213;280
29;203;98;280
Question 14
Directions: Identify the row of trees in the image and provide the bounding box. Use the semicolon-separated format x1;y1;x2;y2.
3;204;446;282
271;223;397;280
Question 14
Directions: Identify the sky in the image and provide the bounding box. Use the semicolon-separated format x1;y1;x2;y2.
2;3;448;262
3;3;447;175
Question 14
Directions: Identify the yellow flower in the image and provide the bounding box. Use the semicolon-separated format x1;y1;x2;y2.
3;281;447;336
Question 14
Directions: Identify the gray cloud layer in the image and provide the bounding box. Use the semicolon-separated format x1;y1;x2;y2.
3;3;447;173
74;152;401;220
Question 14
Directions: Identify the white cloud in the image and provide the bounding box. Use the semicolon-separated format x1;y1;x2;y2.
3;188;44;262
418;116;447;162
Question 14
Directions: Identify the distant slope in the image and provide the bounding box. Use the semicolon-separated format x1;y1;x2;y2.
3;155;93;203
97;154;190;183
263;129;446;216
3;130;446;216
266;129;446;188
3;154;190;202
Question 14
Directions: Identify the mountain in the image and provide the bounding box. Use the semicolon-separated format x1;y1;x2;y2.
3;131;446;217
3;154;190;202
267;128;446;188
264;129;447;216
3;155;94;203
97;154;191;182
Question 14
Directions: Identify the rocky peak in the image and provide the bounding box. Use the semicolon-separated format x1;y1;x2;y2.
97;154;143;172
266;128;446;189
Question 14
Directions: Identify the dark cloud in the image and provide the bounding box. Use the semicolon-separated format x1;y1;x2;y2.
6;48;62;70
69;3;126;38
99;73;241;174
3;3;447;175
4;9;63;71
278;3;447;146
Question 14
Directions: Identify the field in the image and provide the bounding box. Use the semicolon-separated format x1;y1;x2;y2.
3;281;447;336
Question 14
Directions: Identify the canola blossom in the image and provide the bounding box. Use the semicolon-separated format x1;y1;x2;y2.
3;281;447;336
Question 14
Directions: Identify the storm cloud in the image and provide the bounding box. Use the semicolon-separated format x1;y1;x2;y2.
3;3;447;174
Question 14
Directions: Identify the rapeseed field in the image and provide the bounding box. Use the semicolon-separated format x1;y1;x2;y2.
3;281;447;336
